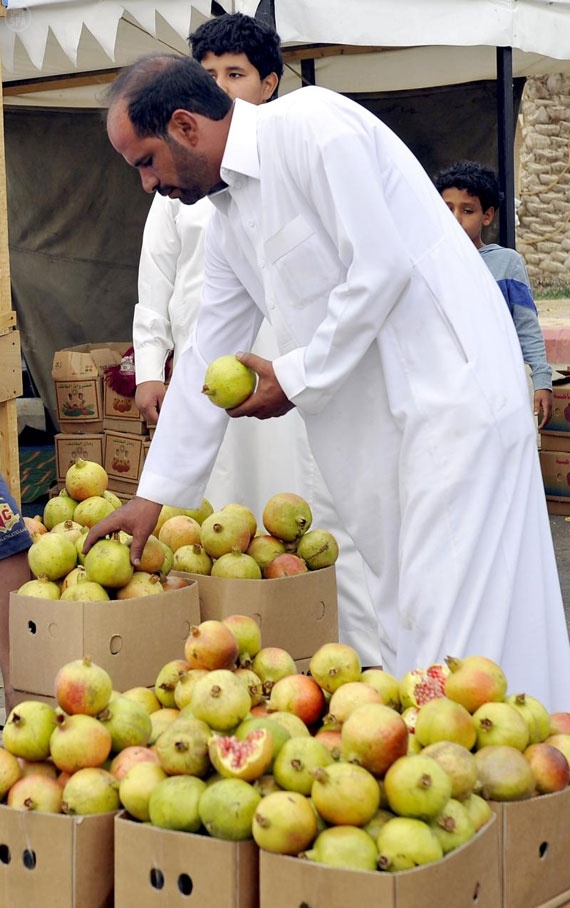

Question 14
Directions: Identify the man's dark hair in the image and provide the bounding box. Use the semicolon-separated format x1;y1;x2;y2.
189;12;283;88
433;160;503;212
105;54;232;137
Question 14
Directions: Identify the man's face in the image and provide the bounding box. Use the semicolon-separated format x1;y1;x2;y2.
200;51;278;104
107;102;215;205
440;187;494;249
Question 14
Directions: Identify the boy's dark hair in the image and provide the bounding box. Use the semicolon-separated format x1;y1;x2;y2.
105;54;231;137
433;160;503;212
189;12;283;89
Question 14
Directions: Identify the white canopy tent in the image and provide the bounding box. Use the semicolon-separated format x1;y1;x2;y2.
0;0;569;462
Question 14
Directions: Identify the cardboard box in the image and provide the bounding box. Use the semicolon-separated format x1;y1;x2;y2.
539;451;570;498
546;497;570;517
173;566;338;662
491;786;570;908
103;381;148;435
54;432;105;482
114;812;259;908
541;432;570;453
545;382;570;434
0;805;115;908
259;815;500;908
9;583;200;695
52;343;129;433
103;430;149;493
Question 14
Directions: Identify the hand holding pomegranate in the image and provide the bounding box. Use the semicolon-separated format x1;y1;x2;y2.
84;497;162;567
227;352;294;420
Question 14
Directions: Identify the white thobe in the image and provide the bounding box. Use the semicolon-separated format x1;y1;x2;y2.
133;194;377;662
139;88;570;710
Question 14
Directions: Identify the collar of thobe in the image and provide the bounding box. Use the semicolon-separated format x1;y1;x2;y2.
210;99;260;210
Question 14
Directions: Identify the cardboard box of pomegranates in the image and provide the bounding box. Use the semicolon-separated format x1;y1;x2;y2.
490;784;570;908
258;813;500;908
0;805;115;908
171;565;338;664
52;342;130;434
9;582;200;697
113;812;259;908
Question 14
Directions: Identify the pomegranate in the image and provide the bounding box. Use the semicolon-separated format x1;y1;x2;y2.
202;354;256;409
523;742;570;793
190;669;252;732
28;533;78;582
310;761;381;827
360;668;401;711
50;519;84;544
121;687;162;715
60;580;110;602
234;667;264;707
235;716;291;769
399;663;448;709
83;536;133;588
463;792;494;830
73;495;115;529
154;715;212;777
201;510;253;558
42;491;77;530
118;760;168;821
296;529;339;570
262;493;312;543
148;774;206;831
550;712;570;735
208;729;274;782
251;647;297;695
545;733;570;766
115;572;164;599
97;696;153;751
65;458;108;501
222;503;258;538
252;790;318;854
173;669;209;710
49;713;113;773
110;745;161;781
327;681;383;724
267;711;311;739
309;642;362;694
136;534;165;574
158;515;202;553
0;749;21;798
472;701;530;751
3;701;58;762
246;535;286;573
272;735;333;795
444;654;507;713
54;656;113;716
377;817;444;870
341;702;409;778
314;725;343;760
263;553;308;578
7;775;63;813
61;767;120;815
172;544;212;575
23;515;47;539
268;674;327;728
184;620;239;672
17;577;61;599
17;758;57;780
474;744;535;800
154;658;191;709
148;708;181;745
414;697;477;750
383;754;453;821
303;825;378;871
363;807;397;841
505;692;552;744
60;565;89;592
429;798;476;853
421;741;478;802
211;551;262;579
102;489;122;510
199;777;261;840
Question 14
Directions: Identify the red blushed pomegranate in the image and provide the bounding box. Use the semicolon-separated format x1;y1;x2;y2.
399;664;448;710
444;655;507;714
263;554;308;579
550;712;570;735
268;674;327;728
109;745;162;782
184;620;239;671
54;656;113;717
523;743;570;794
341;703;409;778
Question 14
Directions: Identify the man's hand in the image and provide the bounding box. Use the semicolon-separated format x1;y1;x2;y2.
135;381;166;424
229;352;294;419
534;389;553;430
84;497;162;567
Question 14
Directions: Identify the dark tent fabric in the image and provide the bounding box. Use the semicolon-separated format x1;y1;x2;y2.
5;106;153;430
4;78;523;430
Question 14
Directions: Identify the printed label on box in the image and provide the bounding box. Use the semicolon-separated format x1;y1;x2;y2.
55;380;101;423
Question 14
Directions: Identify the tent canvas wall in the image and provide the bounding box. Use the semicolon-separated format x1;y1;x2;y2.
0;0;569;438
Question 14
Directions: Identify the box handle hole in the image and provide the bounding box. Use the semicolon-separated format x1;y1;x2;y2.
539;841;549;858
472;880;481;902
22;849;36;870
177;873;193;895
109;635;123;655
26;621;37;635
149;868;164;890
0;845;11;864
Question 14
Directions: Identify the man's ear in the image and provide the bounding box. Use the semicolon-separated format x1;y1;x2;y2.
261;72;279;101
482;206;496;227
169;109;199;143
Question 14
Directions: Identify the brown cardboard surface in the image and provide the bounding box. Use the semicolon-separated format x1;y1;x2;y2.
546;497;570;516
52;343;128;433
103;430;148;484
491;786;570;908
541;432;570;453
539;450;570;498
259;815;500;908
539;892;570;908
547;383;570;434
173;566;338;661
54;433;105;481
0;806;115;908
114;812;259;908
9;583;199;695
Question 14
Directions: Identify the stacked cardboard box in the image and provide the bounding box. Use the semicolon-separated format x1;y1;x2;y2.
540;372;570;515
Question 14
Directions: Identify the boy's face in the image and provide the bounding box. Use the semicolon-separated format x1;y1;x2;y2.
440;187;495;249
199;51;278;105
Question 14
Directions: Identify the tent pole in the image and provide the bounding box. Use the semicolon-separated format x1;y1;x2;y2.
496;46;516;249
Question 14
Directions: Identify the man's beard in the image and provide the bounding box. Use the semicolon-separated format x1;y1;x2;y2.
166;137;212;205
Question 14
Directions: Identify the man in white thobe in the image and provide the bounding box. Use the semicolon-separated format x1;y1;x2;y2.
90;53;570;711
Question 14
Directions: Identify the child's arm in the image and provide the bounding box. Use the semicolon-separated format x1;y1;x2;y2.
509;295;553;428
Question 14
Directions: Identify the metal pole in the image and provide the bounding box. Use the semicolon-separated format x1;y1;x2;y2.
496;46;516;249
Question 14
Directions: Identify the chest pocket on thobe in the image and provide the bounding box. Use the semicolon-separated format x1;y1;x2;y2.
265;214;343;308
